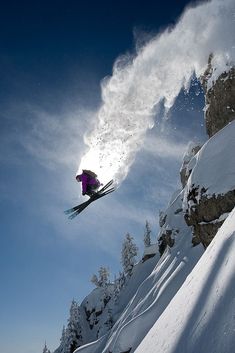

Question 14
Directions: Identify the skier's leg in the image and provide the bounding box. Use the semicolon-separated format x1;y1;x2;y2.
86;183;100;196
85;185;95;196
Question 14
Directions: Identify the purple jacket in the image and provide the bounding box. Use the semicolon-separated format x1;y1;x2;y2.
76;172;100;194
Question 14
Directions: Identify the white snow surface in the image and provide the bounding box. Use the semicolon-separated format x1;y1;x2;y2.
184;119;235;202
143;244;158;257
75;190;204;353
81;286;113;314
136;206;235;353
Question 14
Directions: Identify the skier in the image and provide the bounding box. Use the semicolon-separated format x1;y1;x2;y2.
65;177;114;218
76;170;101;197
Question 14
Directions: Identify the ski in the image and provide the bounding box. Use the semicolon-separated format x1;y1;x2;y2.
68;187;115;219
64;180;114;218
64;180;113;215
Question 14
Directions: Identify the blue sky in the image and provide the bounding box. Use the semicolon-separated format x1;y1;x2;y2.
0;1;208;352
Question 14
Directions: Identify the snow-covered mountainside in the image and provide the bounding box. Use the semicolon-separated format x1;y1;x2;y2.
52;62;235;353
73;193;204;353
136;206;235;353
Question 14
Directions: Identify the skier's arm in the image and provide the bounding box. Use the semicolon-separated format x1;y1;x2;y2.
81;174;88;194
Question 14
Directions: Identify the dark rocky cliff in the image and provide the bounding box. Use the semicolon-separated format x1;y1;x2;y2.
201;56;235;137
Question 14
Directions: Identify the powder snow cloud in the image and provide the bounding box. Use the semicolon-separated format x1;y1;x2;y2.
79;0;235;184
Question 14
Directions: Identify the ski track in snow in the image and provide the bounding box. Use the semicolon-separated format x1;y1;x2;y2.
135;207;235;353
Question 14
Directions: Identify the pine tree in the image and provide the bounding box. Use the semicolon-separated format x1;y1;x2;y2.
43;342;51;353
113;271;126;303
144;220;152;247
121;233;138;277
113;275;120;303
91;267;110;287
118;271;126;289
66;299;83;353
59;326;69;353
98;266;109;287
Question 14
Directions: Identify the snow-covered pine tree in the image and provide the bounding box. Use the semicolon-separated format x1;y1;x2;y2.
121;233;138;277
91;267;110;287
58;326;69;353
118;271;126;289
113;271;126;303
66;299;83;353
144;220;152;247
113;275;120;303
43;342;51;353
98;266;109;287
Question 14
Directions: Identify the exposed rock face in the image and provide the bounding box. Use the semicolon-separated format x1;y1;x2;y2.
185;186;235;248
181;61;235;248
201;58;235;137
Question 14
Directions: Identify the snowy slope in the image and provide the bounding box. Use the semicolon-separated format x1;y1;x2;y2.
75;191;204;353
136;206;235;353
184;119;235;199
66;115;235;353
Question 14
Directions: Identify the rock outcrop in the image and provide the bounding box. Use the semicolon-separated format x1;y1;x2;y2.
183;118;235;248
184;186;235;248
201;56;235;137
178;59;235;248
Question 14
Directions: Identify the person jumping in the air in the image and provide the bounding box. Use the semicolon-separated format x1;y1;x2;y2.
76;170;101;197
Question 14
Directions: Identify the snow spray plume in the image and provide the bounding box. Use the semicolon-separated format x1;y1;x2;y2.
79;0;235;185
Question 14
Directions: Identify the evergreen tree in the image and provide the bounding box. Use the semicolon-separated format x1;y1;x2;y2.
118;271;126;289
59;326;69;353
91;267;110;287
113;275;120;303
144;220;152;247
98;266;109;287
121;233;138;277
66;299;83;353
43;342;51;353
113;271;126;303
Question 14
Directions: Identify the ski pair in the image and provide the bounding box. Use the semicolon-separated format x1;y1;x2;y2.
64;179;114;214
64;180;114;219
